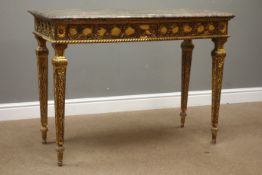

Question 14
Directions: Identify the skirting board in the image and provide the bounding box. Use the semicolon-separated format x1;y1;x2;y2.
0;87;262;121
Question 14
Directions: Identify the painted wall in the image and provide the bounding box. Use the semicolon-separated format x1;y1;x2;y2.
0;0;261;103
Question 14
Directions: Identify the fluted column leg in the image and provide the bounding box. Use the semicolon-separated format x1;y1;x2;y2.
35;35;49;144
180;40;194;128
211;37;227;144
52;43;68;166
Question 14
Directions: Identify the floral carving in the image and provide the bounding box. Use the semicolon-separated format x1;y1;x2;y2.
57;25;66;38
183;24;192;33
82;27;93;36
125;26;135;36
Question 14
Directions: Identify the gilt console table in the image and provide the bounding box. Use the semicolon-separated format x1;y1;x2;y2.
29;9;234;166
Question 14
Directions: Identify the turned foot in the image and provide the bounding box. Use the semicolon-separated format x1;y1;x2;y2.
180;112;187;128
40;127;48;144
56;146;65;166
211;127;218;144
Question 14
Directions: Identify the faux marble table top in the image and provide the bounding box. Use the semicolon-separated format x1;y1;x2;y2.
28;9;234;19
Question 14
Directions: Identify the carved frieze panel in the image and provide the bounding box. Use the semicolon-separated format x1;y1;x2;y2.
34;18;228;43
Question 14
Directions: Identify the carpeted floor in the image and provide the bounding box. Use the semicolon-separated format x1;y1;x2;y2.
0;102;262;175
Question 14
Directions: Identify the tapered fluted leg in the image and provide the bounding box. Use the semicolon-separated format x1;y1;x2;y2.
35;35;49;144
180;40;194;128
211;37;227;144
52;43;68;166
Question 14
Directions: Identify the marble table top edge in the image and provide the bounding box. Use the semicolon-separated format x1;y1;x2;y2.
28;9;234;20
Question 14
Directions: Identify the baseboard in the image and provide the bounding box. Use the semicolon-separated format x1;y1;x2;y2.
0;87;262;121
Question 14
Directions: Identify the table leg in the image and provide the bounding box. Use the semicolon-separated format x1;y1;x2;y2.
180;40;194;128
35;35;49;144
211;37;227;144
52;43;68;166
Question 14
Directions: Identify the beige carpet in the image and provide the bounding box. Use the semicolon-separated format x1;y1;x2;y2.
0;102;262;175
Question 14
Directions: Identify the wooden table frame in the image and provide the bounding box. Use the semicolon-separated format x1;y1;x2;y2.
30;10;234;166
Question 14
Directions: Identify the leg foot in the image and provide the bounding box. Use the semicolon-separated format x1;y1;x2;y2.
211;127;218;144
180;112;187;128
40;127;48;144
56;146;65;166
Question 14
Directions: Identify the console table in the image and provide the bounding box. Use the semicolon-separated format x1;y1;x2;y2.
29;9;234;166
